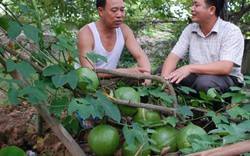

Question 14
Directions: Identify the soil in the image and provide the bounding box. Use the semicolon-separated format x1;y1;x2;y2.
0;102;66;155
0;100;123;156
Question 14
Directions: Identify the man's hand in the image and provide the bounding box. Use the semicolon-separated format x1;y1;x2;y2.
165;65;191;84
116;67;151;85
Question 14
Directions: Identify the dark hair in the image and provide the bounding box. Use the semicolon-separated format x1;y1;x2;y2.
96;0;125;9
96;0;106;9
205;0;225;16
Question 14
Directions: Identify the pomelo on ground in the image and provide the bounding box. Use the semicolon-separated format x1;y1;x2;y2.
114;87;140;116
133;108;161;125
76;67;99;92
88;124;120;156
151;125;178;153
176;123;206;150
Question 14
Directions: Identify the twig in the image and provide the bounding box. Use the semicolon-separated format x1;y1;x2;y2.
0;42;44;73
112;98;176;116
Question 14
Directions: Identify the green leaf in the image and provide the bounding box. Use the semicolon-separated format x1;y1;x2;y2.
137;86;150;96
16;61;36;79
0;17;10;30
49;97;69;117
6;59;16;72
123;125;135;145
7;59;36;79
222;92;245;104
96;90;121;122
163;117;179;127
62;116;79;134
207;88;217;98
87;52;107;63
7;87;20;105
210;123;249;144
123;123;149;147
34;79;47;90
178;86;197;94
238;120;250;131
177;105;193;118
7;21;22;39
68;96;103;119
23;24;41;42
148;87;173;103
66;70;78;89
19;4;29;15
150;145;161;153
43;65;64;76
52;44;64;51
243;76;250;85
241;103;250;113
52;75;67;88
229;86;242;92
226;106;250;119
0;46;4;55
0;77;23;87
206;111;229;124
21;86;47;104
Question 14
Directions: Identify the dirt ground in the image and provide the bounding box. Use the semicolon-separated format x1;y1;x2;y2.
0;100;80;156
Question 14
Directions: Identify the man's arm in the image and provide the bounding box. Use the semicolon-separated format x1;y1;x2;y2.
163;53;233;84
161;53;180;79
77;25;95;69
119;24;151;75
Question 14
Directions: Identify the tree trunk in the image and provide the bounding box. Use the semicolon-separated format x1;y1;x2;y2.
242;39;250;88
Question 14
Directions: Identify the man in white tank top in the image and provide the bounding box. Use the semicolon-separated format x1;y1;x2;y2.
76;0;151;82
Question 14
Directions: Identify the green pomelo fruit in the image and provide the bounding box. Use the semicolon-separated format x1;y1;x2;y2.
151;125;178;153
88;125;120;156
76;67;99;91
176;123;206;150
122;140;151;156
133;108;161;125
114;87;140;116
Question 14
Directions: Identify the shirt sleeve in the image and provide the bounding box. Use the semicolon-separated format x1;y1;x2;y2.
220;26;244;67
171;24;192;59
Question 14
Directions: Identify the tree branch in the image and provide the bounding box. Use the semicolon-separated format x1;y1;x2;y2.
95;68;178;110
188;140;250;156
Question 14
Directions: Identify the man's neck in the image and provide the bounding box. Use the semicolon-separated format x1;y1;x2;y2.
199;17;218;36
95;20;116;35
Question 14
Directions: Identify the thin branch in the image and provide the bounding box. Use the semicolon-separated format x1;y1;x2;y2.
188;140;250;156
0;42;44;73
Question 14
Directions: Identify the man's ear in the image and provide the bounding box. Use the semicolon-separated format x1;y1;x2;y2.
98;7;104;16
209;6;216;15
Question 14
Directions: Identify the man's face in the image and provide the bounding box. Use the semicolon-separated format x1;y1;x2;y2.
99;0;125;28
191;0;214;24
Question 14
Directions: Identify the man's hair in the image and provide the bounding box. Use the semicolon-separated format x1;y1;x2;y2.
205;0;225;16
96;0;125;9
96;0;106;9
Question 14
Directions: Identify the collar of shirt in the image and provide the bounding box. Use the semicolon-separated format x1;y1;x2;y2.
191;18;222;37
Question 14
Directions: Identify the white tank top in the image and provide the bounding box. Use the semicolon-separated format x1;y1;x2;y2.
74;22;125;69
89;22;125;69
